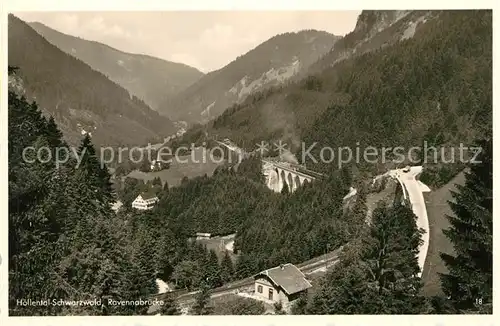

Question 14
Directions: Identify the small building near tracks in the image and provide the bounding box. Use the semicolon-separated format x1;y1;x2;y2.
253;263;312;304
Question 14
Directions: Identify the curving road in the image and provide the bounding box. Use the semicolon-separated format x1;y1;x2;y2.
388;166;431;277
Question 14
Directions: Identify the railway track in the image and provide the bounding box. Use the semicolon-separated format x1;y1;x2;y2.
147;247;343;314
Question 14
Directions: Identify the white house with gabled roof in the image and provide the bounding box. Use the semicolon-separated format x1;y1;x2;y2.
253;263;312;304
132;190;159;210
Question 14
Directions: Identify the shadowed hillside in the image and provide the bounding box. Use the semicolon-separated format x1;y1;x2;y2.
8;14;177;147
176;10;491;181
29;21;204;113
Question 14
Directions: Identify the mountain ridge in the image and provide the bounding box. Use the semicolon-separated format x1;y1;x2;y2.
29;21;202;70
160;29;341;124
173;10;491;182
8;14;177;147
28;21;204;113
305;10;435;75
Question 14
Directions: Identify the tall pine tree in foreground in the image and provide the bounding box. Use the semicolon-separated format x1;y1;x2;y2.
192;282;212;315
440;137;492;313
304;203;430;314
76;134;114;207
8;67;160;315
9;67;76;314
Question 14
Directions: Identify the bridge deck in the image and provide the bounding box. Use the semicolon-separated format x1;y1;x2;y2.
262;159;323;179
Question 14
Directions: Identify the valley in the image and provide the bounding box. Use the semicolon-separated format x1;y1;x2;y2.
6;9;492;317
124;146;225;189
29;21;204;113
8;14;179;147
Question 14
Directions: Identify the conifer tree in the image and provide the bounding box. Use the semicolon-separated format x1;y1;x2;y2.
304;203;429;314
192;282;212;315
154;230;177;280
122;177;142;207
220;251;235;283
76;134;114;207
163;180;170;192
160;295;181;315
364;204;423;292
45;116;64;148
340;165;353;190
440;137;493;312
172;260;201;290
281;182;289;194
117;236;158;315
205;250;222;288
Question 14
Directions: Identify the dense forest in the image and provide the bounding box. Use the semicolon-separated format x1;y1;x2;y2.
295;203;430;314
111;129;492;315
9;83;158;315
293;135;492;314
7;92;363;314
8;79;230;314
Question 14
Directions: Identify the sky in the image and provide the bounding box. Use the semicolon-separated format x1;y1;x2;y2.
14;11;360;73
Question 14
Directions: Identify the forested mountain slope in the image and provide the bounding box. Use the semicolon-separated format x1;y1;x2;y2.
177;10;491;181
8;71;224;315
118;155;364;280
8;83;161;315
305;10;431;74
160;30;340;123
8;14;176;147
29;21;204;112
155;10;492;315
301;10;491;176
